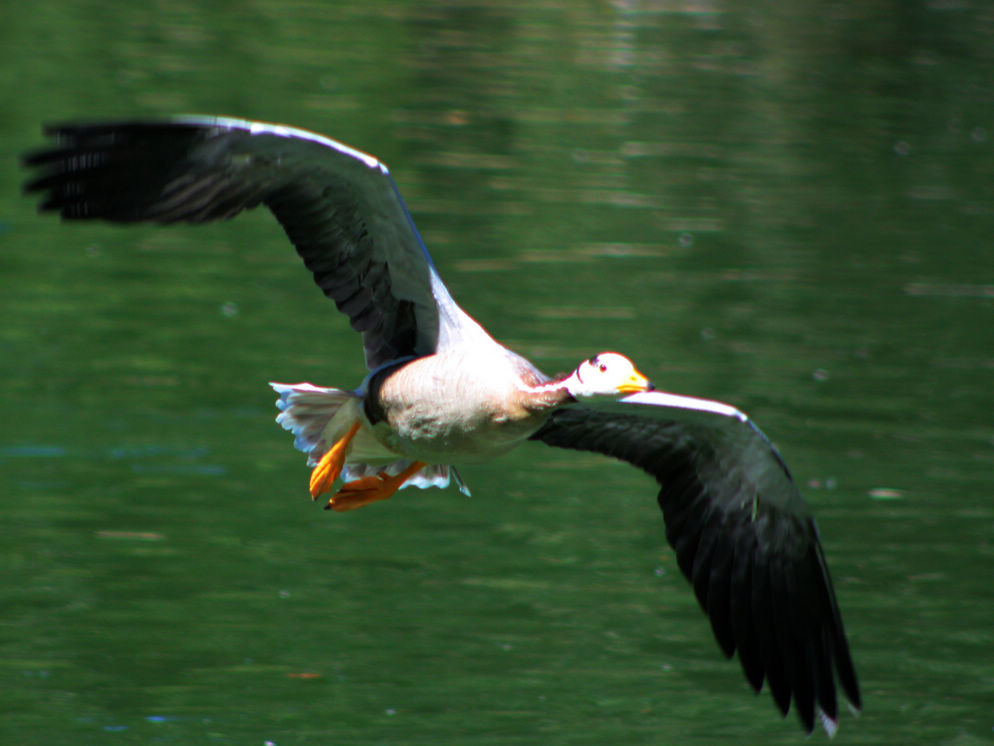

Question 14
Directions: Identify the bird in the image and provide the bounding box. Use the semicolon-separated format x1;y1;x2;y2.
23;115;860;734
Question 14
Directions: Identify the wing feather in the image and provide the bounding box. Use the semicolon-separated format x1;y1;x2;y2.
21;116;491;369
528;391;861;733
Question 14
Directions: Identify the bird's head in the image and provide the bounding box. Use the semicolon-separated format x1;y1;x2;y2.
564;352;654;399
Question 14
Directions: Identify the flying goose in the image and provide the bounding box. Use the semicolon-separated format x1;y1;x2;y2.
23;116;860;733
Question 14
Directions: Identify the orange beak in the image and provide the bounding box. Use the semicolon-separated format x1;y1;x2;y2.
617;368;654;394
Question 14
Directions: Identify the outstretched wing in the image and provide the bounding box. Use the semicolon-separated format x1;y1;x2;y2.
22;116;490;369
529;391;861;734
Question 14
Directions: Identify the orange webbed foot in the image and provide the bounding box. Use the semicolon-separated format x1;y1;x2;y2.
309;420;362;499
325;461;427;512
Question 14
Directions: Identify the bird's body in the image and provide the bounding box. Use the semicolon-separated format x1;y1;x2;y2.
369;347;561;462
279;345;562;482
23;115;861;734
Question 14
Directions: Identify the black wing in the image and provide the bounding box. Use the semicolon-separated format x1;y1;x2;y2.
22;116;489;369
529;391;861;734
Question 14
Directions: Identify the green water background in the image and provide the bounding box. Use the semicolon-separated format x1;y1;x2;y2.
1;2;992;744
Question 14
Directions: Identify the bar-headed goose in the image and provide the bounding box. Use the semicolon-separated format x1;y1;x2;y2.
23;117;860;734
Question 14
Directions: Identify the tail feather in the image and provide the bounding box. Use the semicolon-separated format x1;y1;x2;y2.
269;382;359;464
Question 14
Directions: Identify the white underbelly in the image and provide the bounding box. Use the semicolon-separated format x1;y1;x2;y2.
376;401;544;465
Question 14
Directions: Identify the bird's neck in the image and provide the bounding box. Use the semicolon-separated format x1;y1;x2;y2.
521;377;576;412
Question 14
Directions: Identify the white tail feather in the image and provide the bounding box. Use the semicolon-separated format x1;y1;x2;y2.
269;382;359;465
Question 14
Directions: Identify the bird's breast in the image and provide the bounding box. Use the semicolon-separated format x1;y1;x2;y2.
371;351;551;464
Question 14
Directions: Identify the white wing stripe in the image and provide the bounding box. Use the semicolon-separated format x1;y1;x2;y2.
621;390;749;422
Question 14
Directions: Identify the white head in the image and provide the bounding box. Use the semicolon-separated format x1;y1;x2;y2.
563;352;654;399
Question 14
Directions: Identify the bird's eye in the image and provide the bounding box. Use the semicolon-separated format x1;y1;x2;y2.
599;363;607;373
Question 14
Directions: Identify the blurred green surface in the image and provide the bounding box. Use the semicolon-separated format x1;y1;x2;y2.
2;2;992;744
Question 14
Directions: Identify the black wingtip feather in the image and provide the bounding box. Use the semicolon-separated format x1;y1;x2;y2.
704;534;736;658
728;554;765;692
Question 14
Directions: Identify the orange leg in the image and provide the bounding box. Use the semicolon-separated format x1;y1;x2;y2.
325;460;428;512
309;420;362;499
